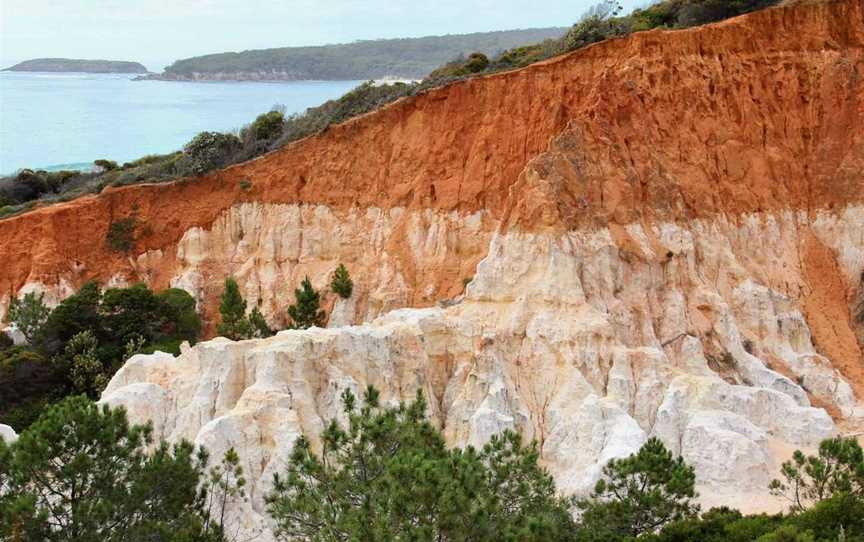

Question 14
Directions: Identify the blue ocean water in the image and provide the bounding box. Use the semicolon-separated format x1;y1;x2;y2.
0;72;362;174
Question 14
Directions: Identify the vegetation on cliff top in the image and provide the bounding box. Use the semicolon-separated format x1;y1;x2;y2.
0;0;784;221
2;58;147;73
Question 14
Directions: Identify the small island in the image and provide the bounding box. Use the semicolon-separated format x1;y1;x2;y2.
3;58;148;74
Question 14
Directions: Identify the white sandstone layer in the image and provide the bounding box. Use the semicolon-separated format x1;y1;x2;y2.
102;205;864;539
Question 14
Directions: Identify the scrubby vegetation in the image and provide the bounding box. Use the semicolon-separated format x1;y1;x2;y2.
0;283;201;431
0;0;783;221
106;216;138;252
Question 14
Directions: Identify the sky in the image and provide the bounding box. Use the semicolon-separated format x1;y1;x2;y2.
0;0;644;72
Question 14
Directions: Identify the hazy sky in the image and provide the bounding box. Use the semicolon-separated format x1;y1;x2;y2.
0;0;643;72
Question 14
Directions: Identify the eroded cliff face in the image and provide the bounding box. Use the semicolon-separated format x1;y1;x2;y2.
101;203;864;538
3;0;864;537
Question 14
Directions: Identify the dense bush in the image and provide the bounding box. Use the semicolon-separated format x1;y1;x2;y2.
426;52;490;79
183;131;242;175
1;282;201;430
0;396;240;542
248;110;285;142
157;288;202;345
216;277;252;340
273;80;415;148
215;277;276;340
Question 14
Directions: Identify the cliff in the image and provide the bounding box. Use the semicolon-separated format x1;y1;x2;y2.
3;58;148;74
2;0;864;536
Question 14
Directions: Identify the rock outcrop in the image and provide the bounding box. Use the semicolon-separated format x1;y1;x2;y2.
3;0;864;537
0;424;18;444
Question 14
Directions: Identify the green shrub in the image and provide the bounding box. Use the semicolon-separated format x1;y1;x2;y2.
249;307;274;338
183;131;242;175
155;288;201;344
7;291;50;344
41;281;103;353
140;338;183;355
0;346;64;432
249;110;285;141
106;217;137;253
562;1;628;52
66;330;107;397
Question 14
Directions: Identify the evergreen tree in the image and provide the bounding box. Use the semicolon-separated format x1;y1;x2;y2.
156;288;202;344
266;386;575;541
6;291;50;345
330;264;353;299
286;277;326;330
769;436;864;512
41;281;103;354
576;437;699;540
217;277;252;340
249;307;274;338
0;396;228;542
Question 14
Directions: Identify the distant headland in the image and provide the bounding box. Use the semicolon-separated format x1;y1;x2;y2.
3;58;148;74
135;28;566;82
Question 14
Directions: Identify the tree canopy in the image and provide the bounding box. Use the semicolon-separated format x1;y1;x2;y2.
0;396;234;542
286;277;326;330
265;386;575;541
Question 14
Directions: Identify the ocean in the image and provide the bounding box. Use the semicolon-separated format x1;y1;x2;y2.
0;72;362;174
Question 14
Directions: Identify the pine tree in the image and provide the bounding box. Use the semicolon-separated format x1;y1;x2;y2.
330;264;353;299
286;277;326;330
217;277;252;340
769;436;864;512
576;437;699;539
0;396;228;541
266;386;575;540
249;307;274;338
